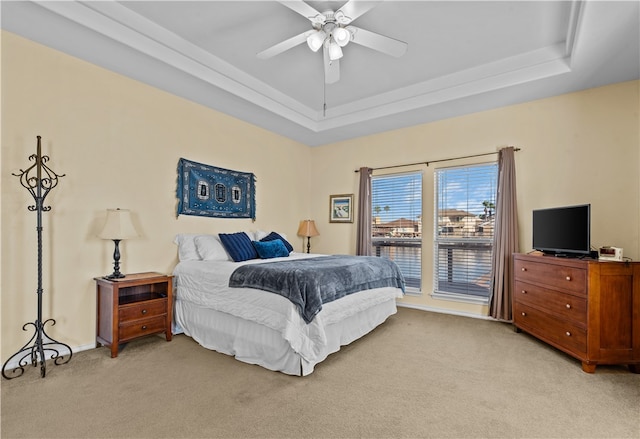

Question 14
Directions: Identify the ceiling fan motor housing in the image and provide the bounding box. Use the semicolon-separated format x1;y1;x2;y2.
312;11;353;46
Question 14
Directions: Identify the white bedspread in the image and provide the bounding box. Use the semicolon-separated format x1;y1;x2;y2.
173;253;403;362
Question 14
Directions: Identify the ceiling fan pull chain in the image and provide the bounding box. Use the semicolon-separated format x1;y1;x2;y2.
323;80;327;117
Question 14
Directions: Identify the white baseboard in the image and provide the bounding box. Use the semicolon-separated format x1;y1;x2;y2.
3;307;494;372
397;302;495;321
2;342;95;374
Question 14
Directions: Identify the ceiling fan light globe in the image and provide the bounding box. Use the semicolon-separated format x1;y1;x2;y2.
328;42;343;61
306;30;326;52
333;27;351;47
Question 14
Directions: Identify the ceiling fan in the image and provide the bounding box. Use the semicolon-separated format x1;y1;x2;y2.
257;1;408;84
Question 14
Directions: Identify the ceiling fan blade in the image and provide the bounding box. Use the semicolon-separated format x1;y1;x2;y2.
257;30;314;59
349;26;408;57
335;0;382;24
323;45;340;84
278;1;324;23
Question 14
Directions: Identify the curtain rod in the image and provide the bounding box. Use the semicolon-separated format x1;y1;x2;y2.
354;147;521;172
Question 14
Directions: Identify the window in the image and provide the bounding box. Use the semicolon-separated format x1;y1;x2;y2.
371;172;422;292
434;163;498;303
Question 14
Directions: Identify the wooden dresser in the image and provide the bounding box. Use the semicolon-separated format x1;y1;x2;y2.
513;253;640;373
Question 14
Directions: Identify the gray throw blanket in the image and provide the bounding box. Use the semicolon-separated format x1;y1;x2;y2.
229;255;405;323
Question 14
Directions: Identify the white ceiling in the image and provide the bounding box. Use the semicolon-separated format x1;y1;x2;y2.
2;1;639;146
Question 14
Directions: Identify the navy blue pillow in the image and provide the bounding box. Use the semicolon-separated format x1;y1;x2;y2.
219;232;258;262
253;240;289;259
260;232;293;253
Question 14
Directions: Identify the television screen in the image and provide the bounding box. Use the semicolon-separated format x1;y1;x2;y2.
532;204;590;256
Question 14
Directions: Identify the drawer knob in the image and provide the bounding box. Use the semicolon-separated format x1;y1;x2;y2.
521;268;527;272
566;276;571;281
142;325;147;330
566;304;571;309
565;331;571;337
141;309;148;315
521;290;527;294
521;312;526;316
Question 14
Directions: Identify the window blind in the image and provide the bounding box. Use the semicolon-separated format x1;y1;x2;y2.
434;163;498;299
371;172;422;291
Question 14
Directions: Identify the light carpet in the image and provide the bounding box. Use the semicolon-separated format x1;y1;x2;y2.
1;307;639;438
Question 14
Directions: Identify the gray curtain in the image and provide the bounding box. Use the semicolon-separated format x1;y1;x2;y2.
356;167;373;256
489;147;519;321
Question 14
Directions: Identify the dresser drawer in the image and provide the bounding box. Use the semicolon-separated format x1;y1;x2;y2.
119;316;167;342
514;302;587;354
514;280;587;325
119;300;166;323
514;259;587;295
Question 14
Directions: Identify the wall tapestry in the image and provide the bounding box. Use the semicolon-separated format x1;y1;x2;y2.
176;158;256;220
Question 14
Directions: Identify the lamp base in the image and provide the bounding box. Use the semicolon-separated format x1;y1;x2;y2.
105;239;126;280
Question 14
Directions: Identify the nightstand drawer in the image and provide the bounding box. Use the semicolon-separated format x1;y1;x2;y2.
119;316;167;342
119;300;166;323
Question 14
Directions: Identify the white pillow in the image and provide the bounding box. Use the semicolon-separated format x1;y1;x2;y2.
254;230;269;241
174;234;200;261
194;234;229;261
255;230;288;241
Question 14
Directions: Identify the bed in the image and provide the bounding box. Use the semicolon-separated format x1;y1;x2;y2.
172;232;405;376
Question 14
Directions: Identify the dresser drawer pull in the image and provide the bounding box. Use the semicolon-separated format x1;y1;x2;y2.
565;331;571;337
521;312;526;316
521;268;527;272
566;276;571;281
566;304;571;309
141;309;148;315
141;325;147;330
521;290;526;294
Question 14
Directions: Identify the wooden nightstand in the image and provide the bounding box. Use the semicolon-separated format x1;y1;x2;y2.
94;272;173;358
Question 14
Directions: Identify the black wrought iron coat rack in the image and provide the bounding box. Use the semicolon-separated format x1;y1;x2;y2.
2;136;72;379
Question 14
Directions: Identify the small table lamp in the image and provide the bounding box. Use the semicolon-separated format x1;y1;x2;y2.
297;219;319;253
98;208;138;279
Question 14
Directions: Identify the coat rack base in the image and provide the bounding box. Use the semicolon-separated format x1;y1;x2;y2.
2;318;73;379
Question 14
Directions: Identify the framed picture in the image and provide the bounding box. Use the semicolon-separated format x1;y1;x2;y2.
329;194;354;223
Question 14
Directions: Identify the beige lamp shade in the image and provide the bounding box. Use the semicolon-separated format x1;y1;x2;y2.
98;208;138;240
297;219;319;254
297;220;319;238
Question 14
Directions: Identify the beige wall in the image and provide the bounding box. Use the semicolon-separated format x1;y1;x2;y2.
2;31;639;363
1;32;311;361
308;80;640;316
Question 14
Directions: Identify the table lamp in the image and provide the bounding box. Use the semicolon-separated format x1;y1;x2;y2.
98;208;138;279
297;219;319;253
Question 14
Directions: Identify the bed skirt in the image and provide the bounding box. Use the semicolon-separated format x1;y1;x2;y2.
174;292;399;376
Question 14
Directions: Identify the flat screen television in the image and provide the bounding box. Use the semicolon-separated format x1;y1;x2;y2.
532;204;591;257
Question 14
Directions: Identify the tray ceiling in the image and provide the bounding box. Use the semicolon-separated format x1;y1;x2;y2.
2;1;639;146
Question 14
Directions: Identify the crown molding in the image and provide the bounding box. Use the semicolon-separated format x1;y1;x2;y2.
34;0;584;135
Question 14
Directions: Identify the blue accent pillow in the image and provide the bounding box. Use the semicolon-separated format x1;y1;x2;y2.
253;240;289;259
260;232;293;253
219;232;258;262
